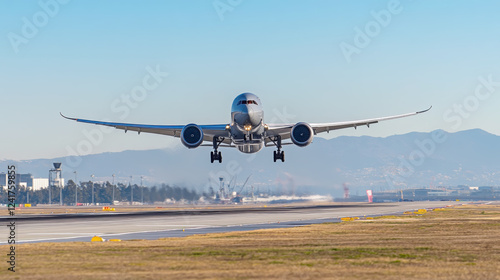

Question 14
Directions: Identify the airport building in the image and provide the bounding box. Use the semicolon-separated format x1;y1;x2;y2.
0;173;53;191
335;186;500;202
371;186;500;202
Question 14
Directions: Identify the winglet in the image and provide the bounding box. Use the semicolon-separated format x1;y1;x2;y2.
416;106;432;114
60;112;77;121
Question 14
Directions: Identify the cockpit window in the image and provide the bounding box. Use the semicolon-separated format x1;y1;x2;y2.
237;100;258;105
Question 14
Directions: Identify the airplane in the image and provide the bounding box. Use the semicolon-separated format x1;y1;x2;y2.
61;92;431;163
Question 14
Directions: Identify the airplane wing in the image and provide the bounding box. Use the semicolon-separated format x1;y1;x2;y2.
266;106;432;141
60;113;231;144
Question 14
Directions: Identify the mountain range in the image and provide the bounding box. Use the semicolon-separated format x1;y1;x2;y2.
2;129;500;197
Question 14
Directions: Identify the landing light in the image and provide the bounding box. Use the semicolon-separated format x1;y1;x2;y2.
244;124;252;131
225;125;231;130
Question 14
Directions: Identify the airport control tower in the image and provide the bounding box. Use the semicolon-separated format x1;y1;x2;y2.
49;163;63;205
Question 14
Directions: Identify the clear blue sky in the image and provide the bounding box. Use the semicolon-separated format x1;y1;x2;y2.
1;0;500;160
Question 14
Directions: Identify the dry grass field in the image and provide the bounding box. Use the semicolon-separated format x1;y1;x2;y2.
2;204;500;280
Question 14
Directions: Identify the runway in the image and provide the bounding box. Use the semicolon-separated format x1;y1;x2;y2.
1;201;464;244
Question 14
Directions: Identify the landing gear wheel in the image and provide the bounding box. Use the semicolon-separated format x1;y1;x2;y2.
273;150;285;162
210;151;222;163
211;136;225;163
270;135;285;163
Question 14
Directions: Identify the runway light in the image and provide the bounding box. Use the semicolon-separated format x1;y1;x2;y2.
91;236;105;242
414;209;427;214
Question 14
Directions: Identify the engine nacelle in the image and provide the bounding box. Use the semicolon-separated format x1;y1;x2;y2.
291;122;314;147
181;124;204;149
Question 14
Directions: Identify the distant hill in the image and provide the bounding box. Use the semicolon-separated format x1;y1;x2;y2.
2;129;500;197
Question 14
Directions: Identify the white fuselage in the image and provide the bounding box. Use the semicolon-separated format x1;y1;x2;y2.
230;93;266;153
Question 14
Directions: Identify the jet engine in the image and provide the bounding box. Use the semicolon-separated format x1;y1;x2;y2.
181;124;204;148
291;122;314;147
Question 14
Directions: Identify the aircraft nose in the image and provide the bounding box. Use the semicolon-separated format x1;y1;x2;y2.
247;106;260;126
234;105;261;127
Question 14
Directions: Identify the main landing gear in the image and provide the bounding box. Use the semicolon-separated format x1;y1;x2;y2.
270;135;285;162
273;150;284;162
211;136;224;163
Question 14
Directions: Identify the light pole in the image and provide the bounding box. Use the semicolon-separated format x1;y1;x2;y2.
60;175;63;206
48;172;51;205
74;171;78;206
27;176;30;205
91;174;95;206
141;176;144;205
112;174;115;205
129;176;133;206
